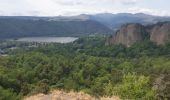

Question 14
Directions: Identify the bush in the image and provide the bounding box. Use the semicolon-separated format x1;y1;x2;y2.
0;86;22;100
114;73;156;100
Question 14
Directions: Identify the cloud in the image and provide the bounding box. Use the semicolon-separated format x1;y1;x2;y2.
121;0;141;5
128;7;170;16
52;0;83;6
52;0;141;6
0;0;169;16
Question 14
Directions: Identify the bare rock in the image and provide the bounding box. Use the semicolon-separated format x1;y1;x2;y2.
110;23;146;47
150;22;170;45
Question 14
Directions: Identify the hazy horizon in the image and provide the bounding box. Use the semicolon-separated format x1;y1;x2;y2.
0;12;169;17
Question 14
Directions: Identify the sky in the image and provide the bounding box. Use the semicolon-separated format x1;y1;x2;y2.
0;0;169;16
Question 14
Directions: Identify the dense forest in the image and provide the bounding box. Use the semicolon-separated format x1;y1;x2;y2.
0;36;170;100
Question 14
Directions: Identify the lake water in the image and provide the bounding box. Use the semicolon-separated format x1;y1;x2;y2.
15;37;78;43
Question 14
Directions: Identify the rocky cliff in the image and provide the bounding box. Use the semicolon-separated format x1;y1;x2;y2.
110;22;170;47
110;23;146;47
150;22;170;45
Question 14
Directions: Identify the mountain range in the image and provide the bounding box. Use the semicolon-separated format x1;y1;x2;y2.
0;13;170;38
89;13;170;29
0;18;112;39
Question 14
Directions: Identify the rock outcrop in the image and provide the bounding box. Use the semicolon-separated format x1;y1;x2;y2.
110;22;170;47
150;22;170;45
110;23;146;47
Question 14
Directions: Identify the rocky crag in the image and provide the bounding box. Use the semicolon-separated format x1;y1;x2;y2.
110;22;170;47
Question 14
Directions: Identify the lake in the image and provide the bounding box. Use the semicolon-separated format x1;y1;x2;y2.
14;37;78;43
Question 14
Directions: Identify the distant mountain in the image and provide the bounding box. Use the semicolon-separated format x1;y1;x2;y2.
89;13;170;29
43;13;170;30
1;13;170;29
0;18;112;39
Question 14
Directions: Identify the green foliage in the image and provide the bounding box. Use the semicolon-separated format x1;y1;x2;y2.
0;36;170;99
32;80;50;94
103;81;114;97
0;86;22;100
114;73;156;100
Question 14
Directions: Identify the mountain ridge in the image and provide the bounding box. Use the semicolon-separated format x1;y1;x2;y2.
0;18;112;39
1;13;170;29
0;13;170;38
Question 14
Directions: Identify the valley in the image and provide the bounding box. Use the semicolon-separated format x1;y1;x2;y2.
1;0;170;100
0;35;170;100
0;13;170;100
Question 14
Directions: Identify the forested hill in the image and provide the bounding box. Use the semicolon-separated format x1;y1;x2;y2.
0;18;112;39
